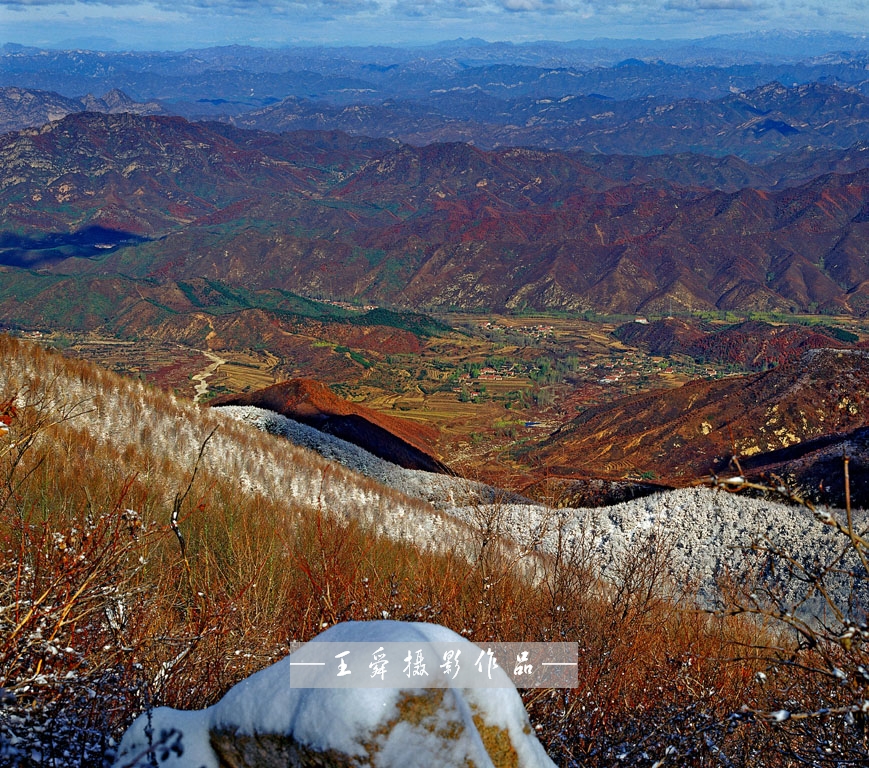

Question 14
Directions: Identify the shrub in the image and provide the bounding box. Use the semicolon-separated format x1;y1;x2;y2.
4;335;863;767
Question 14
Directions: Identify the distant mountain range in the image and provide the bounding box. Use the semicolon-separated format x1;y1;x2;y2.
5;112;869;317
5;34;869;103
10;84;869;188
0;86;163;134
6;77;869;165
4;37;869;164
227;81;869;163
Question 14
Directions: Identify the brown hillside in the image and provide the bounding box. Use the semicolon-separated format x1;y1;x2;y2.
211;378;450;474
614;318;851;370
534;348;869;485
734;425;869;509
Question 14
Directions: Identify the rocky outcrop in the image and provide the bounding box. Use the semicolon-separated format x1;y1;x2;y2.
113;621;556;768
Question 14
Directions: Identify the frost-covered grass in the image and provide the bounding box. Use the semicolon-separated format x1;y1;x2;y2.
1;335;867;767
215;404;520;509
219;404;863;612
0;336;556;766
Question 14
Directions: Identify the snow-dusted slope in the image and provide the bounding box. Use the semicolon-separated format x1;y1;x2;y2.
216;404;509;508
446;487;865;608
3;339;857;614
222;403;862;610
0;339;482;562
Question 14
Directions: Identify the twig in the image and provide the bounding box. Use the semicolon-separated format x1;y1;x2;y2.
171;427;217;575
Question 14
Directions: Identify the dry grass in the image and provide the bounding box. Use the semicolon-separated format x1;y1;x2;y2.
0;334;864;767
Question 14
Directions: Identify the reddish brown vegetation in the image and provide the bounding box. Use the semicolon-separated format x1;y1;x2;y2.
1;336;867;766
534;349;869;489
326;323;422;355
8;114;869;315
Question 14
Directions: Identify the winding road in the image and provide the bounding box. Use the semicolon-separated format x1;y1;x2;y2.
192;350;227;403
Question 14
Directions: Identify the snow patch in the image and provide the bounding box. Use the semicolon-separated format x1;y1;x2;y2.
114;621;556;768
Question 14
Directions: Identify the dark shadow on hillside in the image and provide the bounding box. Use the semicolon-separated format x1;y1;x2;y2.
715;426;869;509
0;227;148;268
307;412;453;474
212;380;452;475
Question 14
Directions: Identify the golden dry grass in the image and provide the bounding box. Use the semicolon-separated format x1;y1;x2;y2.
1;334;862;767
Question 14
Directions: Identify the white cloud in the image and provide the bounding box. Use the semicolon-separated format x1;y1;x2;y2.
391;0;496;19
2;0;379;13
665;0;758;10
499;0;579;11
502;0;538;9
0;0;864;47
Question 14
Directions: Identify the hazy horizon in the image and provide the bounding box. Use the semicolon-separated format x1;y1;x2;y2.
2;0;867;52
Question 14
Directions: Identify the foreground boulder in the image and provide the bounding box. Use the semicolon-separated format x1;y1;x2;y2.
114;621;556;768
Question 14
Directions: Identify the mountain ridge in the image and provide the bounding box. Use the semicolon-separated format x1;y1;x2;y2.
230;82;869;163
211;378;449;474
6;113;869;316
0;85;163;134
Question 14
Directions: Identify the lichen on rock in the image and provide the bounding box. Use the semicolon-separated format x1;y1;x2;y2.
114;621;556;768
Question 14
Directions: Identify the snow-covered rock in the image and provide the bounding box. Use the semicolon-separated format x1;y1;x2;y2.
113;621;556;768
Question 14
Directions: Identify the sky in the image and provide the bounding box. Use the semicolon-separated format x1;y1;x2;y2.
2;0;868;50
